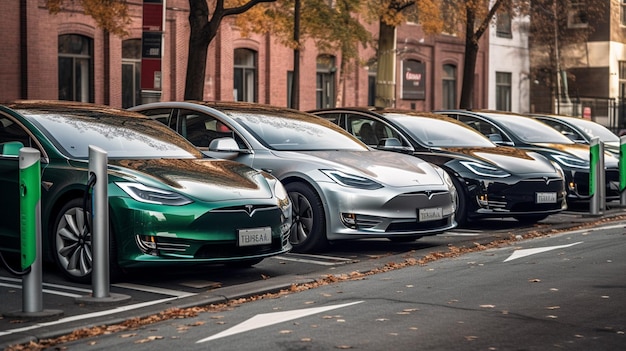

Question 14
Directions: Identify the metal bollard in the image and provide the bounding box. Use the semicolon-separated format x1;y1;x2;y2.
75;146;129;304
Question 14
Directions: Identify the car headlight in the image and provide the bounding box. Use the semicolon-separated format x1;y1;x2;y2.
550;160;565;178
116;182;193;206
551;154;589;169
320;169;383;190
459;161;510;178
273;180;291;215
432;165;457;212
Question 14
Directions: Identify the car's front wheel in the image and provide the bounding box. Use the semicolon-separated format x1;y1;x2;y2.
285;182;327;253
52;198;120;283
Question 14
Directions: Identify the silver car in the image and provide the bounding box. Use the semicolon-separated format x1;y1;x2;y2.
131;102;457;253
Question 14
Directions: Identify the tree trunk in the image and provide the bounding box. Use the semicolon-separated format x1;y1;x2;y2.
185;0;211;101
459;9;477;110
375;21;396;108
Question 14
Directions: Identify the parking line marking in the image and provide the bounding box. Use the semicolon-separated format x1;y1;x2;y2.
283;253;354;261
112;283;197;297
271;256;340;265
0;282;83;298
0;296;185;338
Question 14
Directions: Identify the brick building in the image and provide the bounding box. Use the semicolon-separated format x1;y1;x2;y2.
0;1;488;111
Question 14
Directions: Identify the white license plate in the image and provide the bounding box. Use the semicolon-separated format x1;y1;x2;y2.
238;227;272;247
536;192;557;204
418;207;443;222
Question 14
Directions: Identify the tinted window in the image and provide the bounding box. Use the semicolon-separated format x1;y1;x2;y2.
21;110;201;159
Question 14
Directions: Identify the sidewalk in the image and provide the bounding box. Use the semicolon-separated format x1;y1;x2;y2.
2;206;625;349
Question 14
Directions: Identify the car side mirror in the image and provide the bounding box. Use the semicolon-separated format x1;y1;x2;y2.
0;141;24;156
209;137;240;151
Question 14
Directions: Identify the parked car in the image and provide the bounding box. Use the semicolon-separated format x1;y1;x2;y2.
309;108;567;225
435;110;620;205
531;114;621;156
0;101;292;283
130;101;458;253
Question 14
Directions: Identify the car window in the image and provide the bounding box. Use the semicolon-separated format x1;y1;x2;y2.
227;110;367;151
22;111;202;159
178;110;247;149
346;115;408;147
388;115;495;147
457;115;511;143
489;115;574;144
540;119;584;142
0;116;34;152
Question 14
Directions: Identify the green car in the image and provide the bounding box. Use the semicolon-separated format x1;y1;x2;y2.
0;101;292;283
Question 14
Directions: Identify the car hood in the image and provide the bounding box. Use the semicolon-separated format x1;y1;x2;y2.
532;143;619;167
280;150;444;186
439;146;557;174
109;158;273;201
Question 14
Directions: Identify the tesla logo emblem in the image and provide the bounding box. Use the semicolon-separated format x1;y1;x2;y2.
245;205;255;217
424;191;434;199
543;177;550;184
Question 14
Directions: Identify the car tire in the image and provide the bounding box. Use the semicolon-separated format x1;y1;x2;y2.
285;182;328;253
450;176;469;226
52;198;121;283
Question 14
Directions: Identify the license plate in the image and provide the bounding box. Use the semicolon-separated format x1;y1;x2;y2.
418;207;443;222
536;192;557;204
238;227;272;247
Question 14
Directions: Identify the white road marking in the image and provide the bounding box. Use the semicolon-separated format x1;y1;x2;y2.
0;295;193;337
270;255;344;266
112;282;195;297
196;301;364;343
503;242;583;262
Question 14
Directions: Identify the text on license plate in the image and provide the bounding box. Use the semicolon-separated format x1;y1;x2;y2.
536;192;557;204
418;207;443;222
238;227;272;247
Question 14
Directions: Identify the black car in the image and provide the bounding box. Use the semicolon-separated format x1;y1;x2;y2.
310;108;567;225
434;110;621;205
531;114;621;157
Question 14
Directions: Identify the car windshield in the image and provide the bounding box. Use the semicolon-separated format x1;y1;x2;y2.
228;110;368;151
564;118;620;143
488;114;575;144
23;110;202;159
387;114;495;147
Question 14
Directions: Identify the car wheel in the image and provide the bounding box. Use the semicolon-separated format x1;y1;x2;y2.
450;176;468;226
52;198;121;283
285;182;327;253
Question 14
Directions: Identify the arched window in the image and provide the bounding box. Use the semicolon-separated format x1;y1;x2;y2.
234;48;257;102
122;39;142;108
58;34;93;102
442;64;457;109
316;55;336;109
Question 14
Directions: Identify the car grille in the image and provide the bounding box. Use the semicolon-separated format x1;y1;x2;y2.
386;218;450;232
573;169;619;198
486;177;564;211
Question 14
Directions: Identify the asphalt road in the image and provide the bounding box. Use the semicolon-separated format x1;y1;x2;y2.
18;215;626;350
1;205;625;349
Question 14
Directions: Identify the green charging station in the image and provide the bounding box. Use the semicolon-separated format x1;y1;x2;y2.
19;148;40;270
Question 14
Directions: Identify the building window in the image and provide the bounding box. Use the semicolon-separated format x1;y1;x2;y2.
567;1;588;28
316;55;336;109
496;72;512;111
496;11;512;38
234;48;257;102
442;64;456;109
622;0;626;26
287;71;294;109
58;34;93;102
122;39;141;108
619;61;626;98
